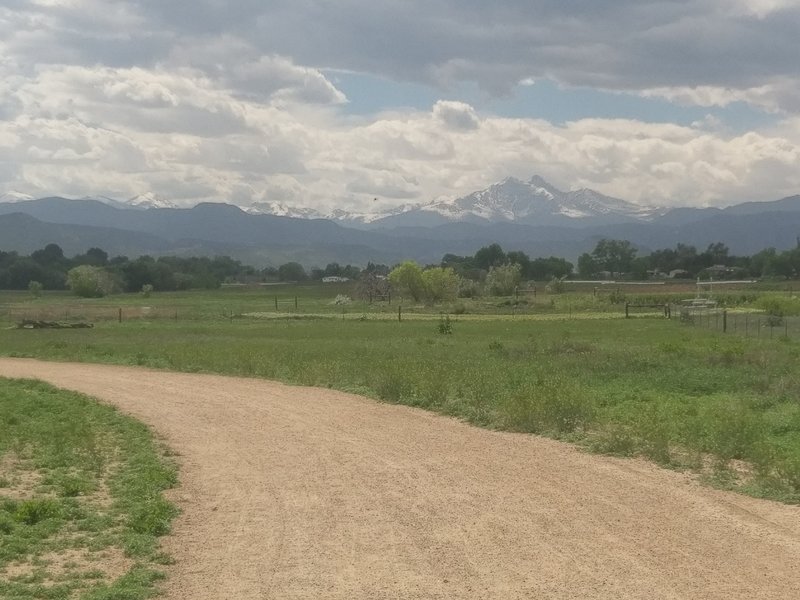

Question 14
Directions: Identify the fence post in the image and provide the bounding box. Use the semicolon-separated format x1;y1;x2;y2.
174;309;178;321
625;302;629;319
722;310;727;333
118;307;122;323
398;305;402;322
745;315;748;337
294;296;298;310
274;296;278;310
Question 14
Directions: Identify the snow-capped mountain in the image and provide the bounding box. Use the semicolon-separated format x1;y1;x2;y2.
247;201;326;219
0;176;664;228
247;201;417;227
367;176;664;228
0;191;35;203
236;176;664;228
127;192;177;210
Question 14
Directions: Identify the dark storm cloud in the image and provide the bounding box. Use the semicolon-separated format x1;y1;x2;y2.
5;1;800;109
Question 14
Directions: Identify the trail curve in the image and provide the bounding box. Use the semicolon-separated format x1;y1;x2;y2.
1;358;798;599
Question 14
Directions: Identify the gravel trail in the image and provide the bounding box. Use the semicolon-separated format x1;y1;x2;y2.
1;358;798;599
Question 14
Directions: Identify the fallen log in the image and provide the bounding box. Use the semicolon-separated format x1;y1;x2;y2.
18;320;94;329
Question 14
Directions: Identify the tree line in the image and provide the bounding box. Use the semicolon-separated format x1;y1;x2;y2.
2;238;800;298
576;239;800;279
0;244;387;295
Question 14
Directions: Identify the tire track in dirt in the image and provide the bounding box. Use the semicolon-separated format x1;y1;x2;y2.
1;358;799;599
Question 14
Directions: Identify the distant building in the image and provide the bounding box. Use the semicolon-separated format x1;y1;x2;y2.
701;265;744;279
322;276;350;283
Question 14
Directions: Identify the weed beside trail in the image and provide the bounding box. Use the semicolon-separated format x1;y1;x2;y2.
0;378;177;600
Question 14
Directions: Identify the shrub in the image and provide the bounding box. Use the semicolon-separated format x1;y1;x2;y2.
141;284;154;298
437;314;453;335
486;263;521;296
457;278;481;298
67;266;116;298
28;280;43;298
757;295;800;317
608;289;627;305
545;276;566;294
15;498;62;525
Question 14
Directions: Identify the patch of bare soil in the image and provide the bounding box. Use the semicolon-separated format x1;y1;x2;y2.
1;358;798;600
0;452;44;499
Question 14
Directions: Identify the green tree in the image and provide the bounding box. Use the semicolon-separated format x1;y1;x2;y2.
591;239;637;274
388;261;426;302
529;256;574;280
577;253;598;278
74;247;109;266
506;250;531;277
66;266;116;298
31;243;65;267
474;244;506;270
422;267;460;302
278;262;307;282
485;263;521;296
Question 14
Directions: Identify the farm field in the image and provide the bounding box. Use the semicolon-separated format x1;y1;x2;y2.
2;283;800;503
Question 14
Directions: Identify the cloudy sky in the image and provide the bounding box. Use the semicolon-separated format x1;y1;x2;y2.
1;0;799;212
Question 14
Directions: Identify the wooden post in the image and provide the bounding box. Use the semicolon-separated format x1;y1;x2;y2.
398;305;402;322
722;310;727;333
174;309;178;321
274;296;278;310
625;302;629;318
118;307;122;323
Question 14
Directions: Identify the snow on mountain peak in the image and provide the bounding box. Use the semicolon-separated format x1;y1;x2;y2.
127;193;177;210
362;175;662;227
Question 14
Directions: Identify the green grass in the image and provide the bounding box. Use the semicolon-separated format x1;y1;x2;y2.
0;379;177;600
2;284;800;503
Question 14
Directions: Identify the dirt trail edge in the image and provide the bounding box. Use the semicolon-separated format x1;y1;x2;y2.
1;359;798;599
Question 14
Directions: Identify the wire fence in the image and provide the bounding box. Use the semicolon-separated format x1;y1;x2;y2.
0;295;308;324
0;303;184;323
677;306;800;341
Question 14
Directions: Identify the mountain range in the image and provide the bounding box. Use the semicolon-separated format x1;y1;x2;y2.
1;176;799;267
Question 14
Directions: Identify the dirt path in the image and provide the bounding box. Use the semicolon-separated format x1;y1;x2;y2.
1;358;798;599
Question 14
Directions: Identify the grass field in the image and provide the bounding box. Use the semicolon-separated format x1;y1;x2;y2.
2;283;800;504
0;378;177;600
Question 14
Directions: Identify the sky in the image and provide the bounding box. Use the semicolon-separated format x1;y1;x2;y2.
1;0;799;212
